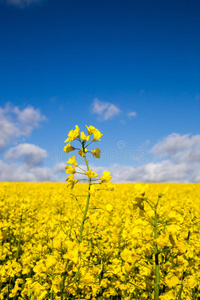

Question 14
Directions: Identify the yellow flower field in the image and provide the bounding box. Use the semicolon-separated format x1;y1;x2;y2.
0;182;199;300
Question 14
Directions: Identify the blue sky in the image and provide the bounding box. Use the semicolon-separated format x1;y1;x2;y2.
0;0;200;182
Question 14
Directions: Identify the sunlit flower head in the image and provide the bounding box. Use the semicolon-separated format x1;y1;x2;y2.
100;171;111;182
63;143;75;153
80;131;89;142
67;156;78;167
91;148;101;158
78;148;87;157
86;125;103;141
86;125;96;135
92;129;103;142
65;125;80;142
85;169;98;179
65;165;76;174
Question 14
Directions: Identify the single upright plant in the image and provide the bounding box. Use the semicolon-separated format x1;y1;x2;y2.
131;184;169;300
63;125;114;244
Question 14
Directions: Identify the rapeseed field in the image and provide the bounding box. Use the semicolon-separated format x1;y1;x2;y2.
0;182;199;299
0;125;199;299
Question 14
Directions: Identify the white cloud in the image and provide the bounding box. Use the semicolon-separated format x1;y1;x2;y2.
0;103;46;152
128;111;137;118
78;133;200;183
91;98;121;121
91;98;137;121
5;0;41;8
0;141;57;182
94;160;200;183
14;106;46;131
0;160;57;182
30;167;57;182
1;158;199;183
151;133;200;163
0;112;17;152
1;131;199;183
5;143;47;168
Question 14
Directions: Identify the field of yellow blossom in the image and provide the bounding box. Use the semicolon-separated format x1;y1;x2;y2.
0;182;199;300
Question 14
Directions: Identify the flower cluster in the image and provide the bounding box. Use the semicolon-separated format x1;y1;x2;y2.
63;125;113;191
0;182;199;299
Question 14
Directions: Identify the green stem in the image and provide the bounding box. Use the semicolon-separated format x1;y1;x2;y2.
70;194;84;214
79;152;91;244
177;284;183;300
61;272;67;300
85;140;94;148
154;202;160;300
73;140;93;283
50;290;54;300
77;165;86;172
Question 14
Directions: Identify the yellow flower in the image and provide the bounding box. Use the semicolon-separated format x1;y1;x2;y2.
89;184;98;195
131;183;149;197
100;171;111;182
162;186;169;195
67;156;78;167
86;125;103;141
78;148;87;157
104;182;115;191
63;143;75;153
166;224;181;235
85;169;98;178
185;275;197;288
92;129;103;141
156;235;171;248
45;255;57;268
65;165;76;174
158;186;169;198
165;275;180;288
66;174;78;189
160;291;175;300
80;131;89;142
91;148;101;158
134;183;149;193
86;125;96;135
63;247;79;264
51;275;62;294
65;125;80;142
106;203;113;212
120;248;133;263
